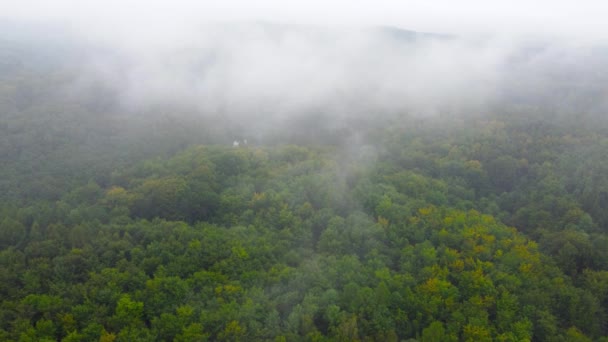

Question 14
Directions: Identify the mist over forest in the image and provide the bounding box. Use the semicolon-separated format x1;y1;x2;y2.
1;7;608;341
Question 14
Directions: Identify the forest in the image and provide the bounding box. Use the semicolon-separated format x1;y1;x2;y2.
1;20;608;342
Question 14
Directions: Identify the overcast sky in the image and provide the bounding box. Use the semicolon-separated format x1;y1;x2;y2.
2;0;607;43
1;0;605;128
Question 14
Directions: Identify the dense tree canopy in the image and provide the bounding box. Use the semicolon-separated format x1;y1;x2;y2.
0;38;607;341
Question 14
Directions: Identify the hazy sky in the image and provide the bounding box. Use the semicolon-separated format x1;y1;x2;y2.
2;0;607;42
2;0;604;125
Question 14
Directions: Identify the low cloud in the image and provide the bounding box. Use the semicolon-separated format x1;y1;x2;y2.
76;23;515;123
2;2;607;139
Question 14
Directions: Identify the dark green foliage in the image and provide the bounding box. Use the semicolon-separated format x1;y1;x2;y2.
0;54;606;340
1;137;606;340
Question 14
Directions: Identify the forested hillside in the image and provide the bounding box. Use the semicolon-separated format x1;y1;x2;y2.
1;25;608;342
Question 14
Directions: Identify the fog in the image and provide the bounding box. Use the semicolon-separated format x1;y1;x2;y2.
3;4;608;340
79;24;511;118
1;2;608;141
3;0;608;41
